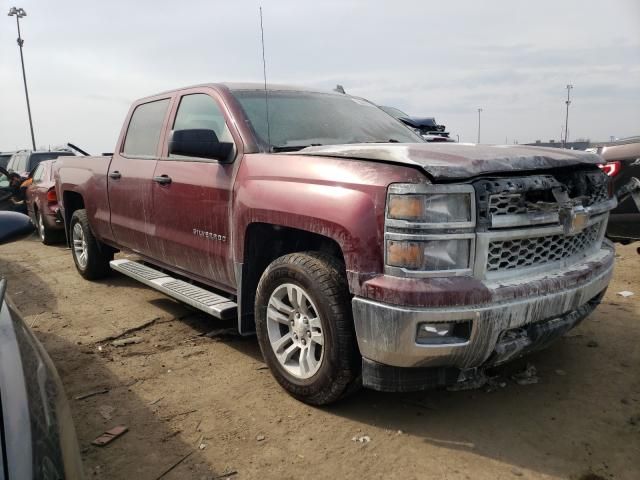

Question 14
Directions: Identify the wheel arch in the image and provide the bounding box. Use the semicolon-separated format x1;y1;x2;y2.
61;191;85;246
237;222;348;334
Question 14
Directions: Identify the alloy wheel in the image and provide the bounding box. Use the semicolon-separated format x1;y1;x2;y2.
72;222;88;268
266;283;325;379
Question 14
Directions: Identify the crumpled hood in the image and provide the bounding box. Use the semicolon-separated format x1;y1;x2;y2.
297;143;604;181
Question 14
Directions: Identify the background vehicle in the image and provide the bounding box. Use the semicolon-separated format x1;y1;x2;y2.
0;167;28;214
0;152;13;169
6;150;75;177
379;105;454;142
593;137;640;243
25;159;65;244
56;83;616;405
0;211;84;479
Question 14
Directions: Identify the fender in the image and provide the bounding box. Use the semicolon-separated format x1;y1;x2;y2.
54;156;113;243
232;153;426;294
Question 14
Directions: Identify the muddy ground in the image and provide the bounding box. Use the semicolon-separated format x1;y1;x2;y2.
0;236;638;480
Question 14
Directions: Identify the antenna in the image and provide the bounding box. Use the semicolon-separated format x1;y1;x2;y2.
259;6;271;148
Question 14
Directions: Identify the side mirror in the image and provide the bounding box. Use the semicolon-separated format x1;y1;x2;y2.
168;129;234;162
0;211;34;244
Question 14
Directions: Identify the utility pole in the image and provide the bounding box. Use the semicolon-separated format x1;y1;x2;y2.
563;84;573;148
8;6;36;150
477;108;483;144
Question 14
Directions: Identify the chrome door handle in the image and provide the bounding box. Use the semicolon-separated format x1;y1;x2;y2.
109;171;121;180
153;174;172;185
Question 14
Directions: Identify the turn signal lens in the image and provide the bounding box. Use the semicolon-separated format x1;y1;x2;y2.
46;188;57;203
386;239;471;271
388;195;424;221
388;193;472;223
386;240;423;269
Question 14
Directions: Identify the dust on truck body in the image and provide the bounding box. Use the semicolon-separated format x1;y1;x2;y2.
54;83;617;404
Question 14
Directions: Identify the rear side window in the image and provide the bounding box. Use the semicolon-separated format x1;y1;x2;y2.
123;99;170;157
8;153;25;172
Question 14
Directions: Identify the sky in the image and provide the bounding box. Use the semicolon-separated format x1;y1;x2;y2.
0;0;639;154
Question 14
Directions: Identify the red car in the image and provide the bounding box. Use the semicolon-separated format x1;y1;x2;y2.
25;160;64;244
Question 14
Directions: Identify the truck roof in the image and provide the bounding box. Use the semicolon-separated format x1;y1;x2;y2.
138;82;338;102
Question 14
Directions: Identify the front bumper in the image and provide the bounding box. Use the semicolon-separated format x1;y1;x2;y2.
352;245;614;388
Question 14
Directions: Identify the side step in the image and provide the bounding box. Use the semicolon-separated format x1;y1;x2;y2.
110;259;237;320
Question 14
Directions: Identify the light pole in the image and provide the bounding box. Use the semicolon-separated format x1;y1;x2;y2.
563;84;573;148
8;6;36;150
477;108;483;144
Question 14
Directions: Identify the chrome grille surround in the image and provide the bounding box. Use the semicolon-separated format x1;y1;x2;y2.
474;214;609;280
471;170;615;280
384;171;615;280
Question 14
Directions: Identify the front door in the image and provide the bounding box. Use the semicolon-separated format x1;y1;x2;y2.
108;97;171;255
151;91;237;290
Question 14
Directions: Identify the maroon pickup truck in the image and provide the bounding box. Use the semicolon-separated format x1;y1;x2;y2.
55;83;617;404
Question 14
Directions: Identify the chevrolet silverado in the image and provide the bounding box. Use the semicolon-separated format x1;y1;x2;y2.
55;83;617;405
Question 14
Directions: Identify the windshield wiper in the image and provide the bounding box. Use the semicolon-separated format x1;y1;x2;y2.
360;139;400;144
271;143;323;152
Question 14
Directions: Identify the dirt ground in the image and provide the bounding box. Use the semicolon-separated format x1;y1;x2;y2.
1;235;639;480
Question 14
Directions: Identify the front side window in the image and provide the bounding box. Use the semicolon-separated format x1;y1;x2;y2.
122;99;170;157
231;90;422;151
170;94;234;159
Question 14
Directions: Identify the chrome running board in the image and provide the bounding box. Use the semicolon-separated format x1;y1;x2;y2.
110;259;237;320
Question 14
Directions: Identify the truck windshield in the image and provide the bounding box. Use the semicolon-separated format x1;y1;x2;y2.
231;90;423;150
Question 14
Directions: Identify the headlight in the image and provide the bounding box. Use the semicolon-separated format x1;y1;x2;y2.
385;184;476;277
386;237;472;271
388;193;472;223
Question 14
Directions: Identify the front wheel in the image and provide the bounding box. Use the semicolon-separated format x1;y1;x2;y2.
255;252;361;405
70;209;113;280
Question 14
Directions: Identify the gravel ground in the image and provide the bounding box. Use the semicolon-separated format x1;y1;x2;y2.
1;235;639;480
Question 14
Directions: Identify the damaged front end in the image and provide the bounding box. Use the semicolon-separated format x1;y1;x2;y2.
352;166;617;392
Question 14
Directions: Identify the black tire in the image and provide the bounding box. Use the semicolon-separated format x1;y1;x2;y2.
255;251;361;405
69;209;113;280
35;208;62;245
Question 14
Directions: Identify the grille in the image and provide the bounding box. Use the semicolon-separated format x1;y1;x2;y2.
486;222;601;272
586;182;609;206
489;193;527;216
487;178;610;219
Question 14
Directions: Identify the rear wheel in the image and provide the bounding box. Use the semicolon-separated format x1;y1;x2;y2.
255;252;360;405
70;209;113;280
35;208;61;245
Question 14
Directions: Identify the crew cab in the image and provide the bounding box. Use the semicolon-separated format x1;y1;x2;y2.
55;83;617;405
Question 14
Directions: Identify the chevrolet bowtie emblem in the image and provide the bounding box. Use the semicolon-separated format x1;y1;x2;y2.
552;187;590;235
560;205;589;235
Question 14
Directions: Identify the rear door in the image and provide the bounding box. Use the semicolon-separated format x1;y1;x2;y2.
108;97;171;255
151;90;239;290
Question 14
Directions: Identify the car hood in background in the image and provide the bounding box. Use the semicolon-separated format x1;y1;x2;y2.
297;143;604;180
397;116;438;129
